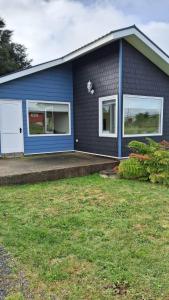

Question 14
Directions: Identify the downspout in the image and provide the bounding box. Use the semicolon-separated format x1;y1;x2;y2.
117;39;123;158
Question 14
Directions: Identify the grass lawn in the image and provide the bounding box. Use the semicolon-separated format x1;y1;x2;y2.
1;175;169;299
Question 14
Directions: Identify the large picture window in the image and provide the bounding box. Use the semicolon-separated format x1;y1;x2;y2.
28;101;70;136
123;95;163;137
99;96;117;137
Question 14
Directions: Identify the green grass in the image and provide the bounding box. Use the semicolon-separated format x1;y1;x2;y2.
1;175;169;299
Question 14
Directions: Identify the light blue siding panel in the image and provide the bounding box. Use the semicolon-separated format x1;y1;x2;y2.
0;64;74;154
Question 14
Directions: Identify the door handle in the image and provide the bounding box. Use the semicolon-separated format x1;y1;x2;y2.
19;128;22;133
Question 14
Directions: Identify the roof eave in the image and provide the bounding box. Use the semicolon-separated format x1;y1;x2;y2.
0;25;169;84
125;27;169;76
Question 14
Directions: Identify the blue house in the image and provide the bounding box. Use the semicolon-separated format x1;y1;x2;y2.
0;25;168;158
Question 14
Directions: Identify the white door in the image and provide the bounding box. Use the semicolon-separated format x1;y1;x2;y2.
0;101;24;154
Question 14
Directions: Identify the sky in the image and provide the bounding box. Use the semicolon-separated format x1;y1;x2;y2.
0;0;169;64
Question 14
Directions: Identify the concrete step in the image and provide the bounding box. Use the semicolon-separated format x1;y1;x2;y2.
0;160;118;185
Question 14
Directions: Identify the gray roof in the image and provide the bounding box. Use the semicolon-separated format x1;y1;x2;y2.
0;25;169;84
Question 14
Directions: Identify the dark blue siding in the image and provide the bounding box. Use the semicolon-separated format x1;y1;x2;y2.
122;40;169;157
73;42;119;157
0;64;74;154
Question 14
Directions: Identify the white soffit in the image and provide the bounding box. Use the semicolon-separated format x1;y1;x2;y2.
125;28;169;75
0;25;169;84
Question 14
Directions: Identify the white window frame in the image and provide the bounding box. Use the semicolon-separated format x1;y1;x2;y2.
26;100;71;137
123;94;164;137
99;95;118;138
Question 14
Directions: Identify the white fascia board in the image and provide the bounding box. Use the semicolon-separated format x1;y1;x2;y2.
0;58;63;84
132;28;169;63
0;27;135;85
0;26;169;84
61;27;136;61
125;28;169;75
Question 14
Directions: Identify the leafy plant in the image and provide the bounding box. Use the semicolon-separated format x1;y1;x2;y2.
118;138;169;186
118;158;148;180
128;138;160;155
149;172;169;185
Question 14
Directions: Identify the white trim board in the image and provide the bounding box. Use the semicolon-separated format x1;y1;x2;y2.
75;150;128;160
0;25;169;84
25;150;75;156
75;150;119;159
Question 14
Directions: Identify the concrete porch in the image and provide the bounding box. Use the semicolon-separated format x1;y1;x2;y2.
0;152;118;185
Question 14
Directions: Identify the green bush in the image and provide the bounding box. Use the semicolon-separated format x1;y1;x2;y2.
118;138;169;186
118;158;148;179
149;172;169;186
128;138;160;155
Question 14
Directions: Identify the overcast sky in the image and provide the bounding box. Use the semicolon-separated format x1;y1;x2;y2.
0;0;169;64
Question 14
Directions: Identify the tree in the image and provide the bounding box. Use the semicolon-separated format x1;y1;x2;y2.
0;18;32;76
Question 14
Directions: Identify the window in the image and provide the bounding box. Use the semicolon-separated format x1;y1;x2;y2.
28;101;70;135
123;95;163;137
99;96;117;137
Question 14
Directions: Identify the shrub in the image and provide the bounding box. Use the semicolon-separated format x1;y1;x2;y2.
149;172;169;186
128;138;160;155
118;158;148;180
118;138;169;186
